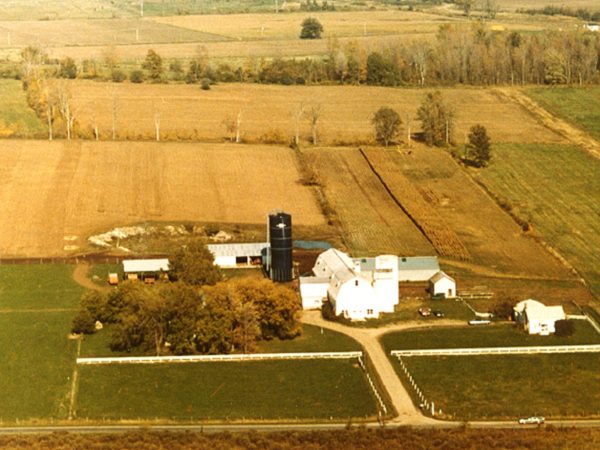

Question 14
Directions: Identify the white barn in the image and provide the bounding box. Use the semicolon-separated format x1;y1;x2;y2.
513;299;566;335
307;249;399;321
207;242;269;268
298;276;329;309
429;271;456;298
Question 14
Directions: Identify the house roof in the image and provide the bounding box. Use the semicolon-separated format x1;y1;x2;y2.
430;271;455;283
207;242;269;257
122;259;170;273
353;256;439;272
514;299;565;322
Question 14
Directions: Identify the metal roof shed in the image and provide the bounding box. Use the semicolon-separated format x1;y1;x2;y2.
122;259;170;273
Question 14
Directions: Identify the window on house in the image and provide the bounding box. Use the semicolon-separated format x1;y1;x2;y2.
355;280;359;287
367;309;373;315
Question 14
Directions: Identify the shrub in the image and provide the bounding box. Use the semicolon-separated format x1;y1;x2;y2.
111;69;126;82
71;309;96;334
130;69;145;83
554;319;575;337
200;78;211;90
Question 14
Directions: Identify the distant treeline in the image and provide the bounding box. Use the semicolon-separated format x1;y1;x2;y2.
518;6;600;22
13;24;600;88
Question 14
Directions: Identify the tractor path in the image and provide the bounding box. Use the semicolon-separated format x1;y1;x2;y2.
72;263;108;292
493;88;600;160
302;311;462;425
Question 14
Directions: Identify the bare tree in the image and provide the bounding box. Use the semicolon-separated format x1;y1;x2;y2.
154;98;164;142
235;110;242;143
308;104;322;145
55;81;75;140
292;102;304;146
222;110;242;143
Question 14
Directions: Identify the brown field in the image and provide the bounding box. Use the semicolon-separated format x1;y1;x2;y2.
152;10;457;41
66;81;563;145
0;19;222;49
0;140;324;257
304;147;433;257
361;147;471;261
356;145;571;279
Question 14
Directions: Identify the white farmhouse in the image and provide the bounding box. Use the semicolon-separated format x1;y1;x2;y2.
429;271;456;298
298;276;329;310
513;299;566;335
305;248;399;321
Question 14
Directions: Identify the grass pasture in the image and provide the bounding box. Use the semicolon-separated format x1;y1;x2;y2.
0;79;45;138
67;82;562;145
381;322;600;352
526;87;600;142
0;140;323;257
0;264;82;421
476;143;600;295
76;359;378;420
396;353;600;420
80;323;362;358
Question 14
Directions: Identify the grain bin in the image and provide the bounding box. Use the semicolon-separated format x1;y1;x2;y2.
268;210;292;282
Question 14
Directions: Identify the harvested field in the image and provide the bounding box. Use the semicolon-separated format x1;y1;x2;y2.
66;81;563;145
0;19;223;49
372;144;571;278
153;10;455;41
0;140;324;257
361;147;470;261
304;147;433;257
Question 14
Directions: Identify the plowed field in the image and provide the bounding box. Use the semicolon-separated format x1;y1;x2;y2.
0;140;323;257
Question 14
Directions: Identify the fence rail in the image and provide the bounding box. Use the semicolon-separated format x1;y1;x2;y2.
77;351;363;365
391;344;600;357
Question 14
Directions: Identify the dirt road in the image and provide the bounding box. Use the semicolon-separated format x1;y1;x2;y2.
493;88;600;159
302;311;463;424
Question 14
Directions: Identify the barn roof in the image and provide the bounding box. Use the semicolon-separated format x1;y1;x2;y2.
207;242;269;257
122;259;170;273
313;248;358;284
353;256;439;272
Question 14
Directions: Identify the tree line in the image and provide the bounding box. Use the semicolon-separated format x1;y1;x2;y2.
72;241;301;356
14;24;600;90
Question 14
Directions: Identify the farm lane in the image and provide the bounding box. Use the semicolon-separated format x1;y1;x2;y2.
72;263;108;292
301;311;463;425
493;88;600;160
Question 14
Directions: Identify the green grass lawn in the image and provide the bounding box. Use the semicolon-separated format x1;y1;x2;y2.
395;354;600;420
0;79;45;138
76;359;377;420
81;324;361;357
476;143;600;296
0;264;84;310
527;86;600;141
381;321;600;352
0;311;78;421
0;264;84;421
88;263;122;286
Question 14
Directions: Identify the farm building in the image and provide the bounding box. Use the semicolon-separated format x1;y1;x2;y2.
207;242;269;268
429;271;456;298
122;259;170;283
396;256;440;282
585;22;599;32
304;249;399;321
513;299;566;335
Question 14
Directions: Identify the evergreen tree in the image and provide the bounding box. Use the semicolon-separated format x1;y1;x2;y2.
467;124;491;167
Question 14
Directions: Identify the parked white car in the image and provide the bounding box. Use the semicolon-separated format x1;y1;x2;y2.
518;416;545;425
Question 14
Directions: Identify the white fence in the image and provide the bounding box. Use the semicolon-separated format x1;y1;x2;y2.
77;351;363;365
357;356;387;416
391;344;600;357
